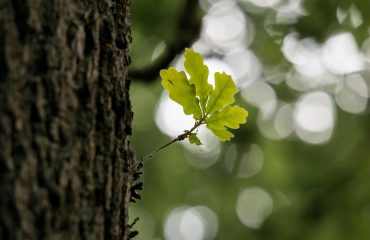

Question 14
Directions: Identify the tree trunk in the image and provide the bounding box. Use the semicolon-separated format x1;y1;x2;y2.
0;0;135;239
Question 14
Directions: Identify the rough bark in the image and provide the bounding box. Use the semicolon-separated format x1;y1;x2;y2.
0;0;135;239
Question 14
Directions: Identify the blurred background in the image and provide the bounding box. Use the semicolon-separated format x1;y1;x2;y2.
129;0;370;239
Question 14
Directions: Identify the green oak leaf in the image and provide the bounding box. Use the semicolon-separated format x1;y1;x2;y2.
206;105;248;141
188;133;202;145
160;48;248;144
160;67;202;120
205;72;239;115
207;127;234;141
184;48;212;112
206;105;248;130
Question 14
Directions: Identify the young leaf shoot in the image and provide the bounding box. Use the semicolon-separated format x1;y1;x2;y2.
138;48;248;165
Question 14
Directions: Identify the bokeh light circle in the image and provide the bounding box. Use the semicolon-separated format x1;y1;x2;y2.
293;91;336;144
236;187;273;229
201;1;253;52
322;32;364;75
164;206;219;240
335;74;368;114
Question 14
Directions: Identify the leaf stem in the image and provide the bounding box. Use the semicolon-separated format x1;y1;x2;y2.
136;118;206;167
138;136;182;164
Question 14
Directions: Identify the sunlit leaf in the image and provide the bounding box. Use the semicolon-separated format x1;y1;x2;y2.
160;68;202;119
207;127;234;141
188;133;202;145
205;72;239;115
206;105;248;141
206;105;248;130
184;48;212;111
160;49;248;143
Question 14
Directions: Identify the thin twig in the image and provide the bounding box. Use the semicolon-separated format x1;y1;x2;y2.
139;136;181;163
136;118;206;167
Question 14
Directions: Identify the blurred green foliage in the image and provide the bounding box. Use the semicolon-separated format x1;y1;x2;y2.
130;0;370;239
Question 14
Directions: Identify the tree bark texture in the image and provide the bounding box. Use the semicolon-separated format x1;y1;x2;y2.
0;0;135;239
